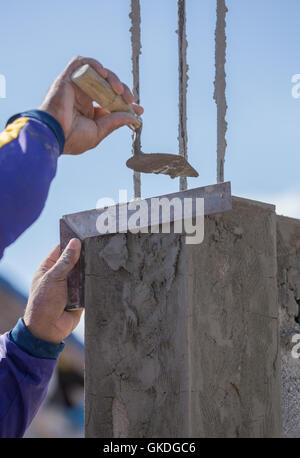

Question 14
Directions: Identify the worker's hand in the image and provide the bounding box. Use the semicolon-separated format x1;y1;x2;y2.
23;239;82;344
39;56;144;155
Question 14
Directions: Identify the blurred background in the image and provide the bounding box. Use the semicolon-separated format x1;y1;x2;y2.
0;0;300;436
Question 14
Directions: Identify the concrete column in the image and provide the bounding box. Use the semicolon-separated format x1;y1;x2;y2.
277;215;300;437
84;197;282;438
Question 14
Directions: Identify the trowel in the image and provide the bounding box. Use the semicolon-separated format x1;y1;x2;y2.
63;65;232;311
71;64;199;179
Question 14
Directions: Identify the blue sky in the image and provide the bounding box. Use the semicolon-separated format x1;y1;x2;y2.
0;0;299;340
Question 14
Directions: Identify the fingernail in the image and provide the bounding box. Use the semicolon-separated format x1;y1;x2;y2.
67;238;81;250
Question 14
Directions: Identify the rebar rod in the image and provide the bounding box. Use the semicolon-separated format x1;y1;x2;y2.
177;0;189;191
129;0;142;198
214;0;228;183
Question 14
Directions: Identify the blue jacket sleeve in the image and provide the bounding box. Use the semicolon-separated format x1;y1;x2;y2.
0;110;65;259
0;327;61;438
0;110;66;437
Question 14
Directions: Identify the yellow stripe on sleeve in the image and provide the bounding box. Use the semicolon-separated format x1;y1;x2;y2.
0;117;30;149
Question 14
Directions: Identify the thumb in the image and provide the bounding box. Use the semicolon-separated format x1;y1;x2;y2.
49;238;81;280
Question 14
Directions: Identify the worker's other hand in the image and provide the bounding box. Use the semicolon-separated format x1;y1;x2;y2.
23;239;82;344
39;56;144;155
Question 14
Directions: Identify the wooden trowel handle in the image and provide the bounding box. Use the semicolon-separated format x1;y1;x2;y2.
71;64;141;128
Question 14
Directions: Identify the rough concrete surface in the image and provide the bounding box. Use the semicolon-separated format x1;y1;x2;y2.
84;196;282;438
277;215;300;437
186;197;281;437
85;232;189;437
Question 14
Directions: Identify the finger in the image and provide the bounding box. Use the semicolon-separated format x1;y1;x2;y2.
63;56;108;81
94;104;143;120
49;238;81;280
95;112;140;142
39;244;61;272
131;103;144;116
104;69;124;95
93;106;111;120
122;83;135;104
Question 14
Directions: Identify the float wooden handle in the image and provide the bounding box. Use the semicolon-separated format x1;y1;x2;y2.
71;64;142;129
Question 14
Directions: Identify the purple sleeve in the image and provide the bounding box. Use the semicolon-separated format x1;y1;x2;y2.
0;333;57;438
0;111;65;437
0;111;64;260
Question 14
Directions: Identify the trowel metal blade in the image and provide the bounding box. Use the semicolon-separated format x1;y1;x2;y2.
126;153;199;179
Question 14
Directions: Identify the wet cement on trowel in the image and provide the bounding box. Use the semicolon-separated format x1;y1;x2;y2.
126;153;198;178
177;0;189;191
214;0;228;183
129;0;142;199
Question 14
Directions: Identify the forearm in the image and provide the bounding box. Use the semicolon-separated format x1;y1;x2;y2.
0;319;64;438
0;110;65;259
